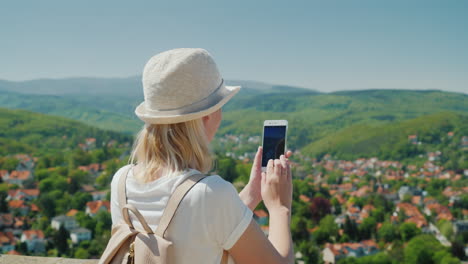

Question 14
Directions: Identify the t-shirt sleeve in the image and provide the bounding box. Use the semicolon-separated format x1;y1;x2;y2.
110;165;129;226
202;176;253;250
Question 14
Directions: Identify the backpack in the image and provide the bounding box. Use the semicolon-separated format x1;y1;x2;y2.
99;166;229;264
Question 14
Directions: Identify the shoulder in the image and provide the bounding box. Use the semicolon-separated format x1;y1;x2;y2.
199;175;236;195
191;175;241;207
110;164;133;191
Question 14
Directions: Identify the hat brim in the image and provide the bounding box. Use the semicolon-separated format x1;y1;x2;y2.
135;84;241;124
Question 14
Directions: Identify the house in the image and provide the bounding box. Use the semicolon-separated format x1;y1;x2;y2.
66;209;79;217
424;203;453;221
0;214;14;228
461;136;468;150
398;186;421;201
91;191;107;201
253;210;268;226
70;228;92;244
14;154;35;171
20;230;45;253
0;170;9;181
4;171;32;186
395;203;427;228
299;195;311;203
322;241;379;264
7;189;40;201
454;220;468;235
8;200;29;216
0;231;16;253
78;163;103;176
408;135;418;144
51;215;78;231
86;200;110;217
81;185;96;193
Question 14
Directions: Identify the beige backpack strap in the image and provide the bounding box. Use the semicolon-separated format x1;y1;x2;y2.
154;173;207;238
117;165;133;209
118;165;153;233
122;204;154;233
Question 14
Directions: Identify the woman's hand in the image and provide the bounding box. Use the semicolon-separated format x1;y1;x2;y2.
239;147;292;211
239;146;263;210
261;155;293;213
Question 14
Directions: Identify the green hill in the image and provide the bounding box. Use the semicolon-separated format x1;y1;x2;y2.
220;89;468;149
0;78;467;158
301;112;468;162
0;90;142;134
0;107;132;156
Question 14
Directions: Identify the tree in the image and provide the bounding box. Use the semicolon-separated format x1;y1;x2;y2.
309;197;331;223
71;192;93;211
216;157;237;183
343;216;359;241
314;214;338;244
297;240;321;264
54;225;70;256
377;222;398;243
95;211;112;236
358;216;376;240
399;222;420;242
74;248;90;259
404;235;446;264
291;215;310;242
0;191;8;213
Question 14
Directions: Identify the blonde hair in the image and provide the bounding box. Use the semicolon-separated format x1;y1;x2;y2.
130;118;213;183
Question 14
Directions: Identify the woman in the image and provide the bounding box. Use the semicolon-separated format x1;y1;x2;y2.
110;48;294;264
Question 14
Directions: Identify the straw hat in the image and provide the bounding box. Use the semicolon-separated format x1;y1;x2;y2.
135;48;241;124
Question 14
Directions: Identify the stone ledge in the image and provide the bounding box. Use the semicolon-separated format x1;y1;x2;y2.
0;255;99;264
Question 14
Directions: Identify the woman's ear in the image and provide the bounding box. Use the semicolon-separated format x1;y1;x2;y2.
202;114;211;128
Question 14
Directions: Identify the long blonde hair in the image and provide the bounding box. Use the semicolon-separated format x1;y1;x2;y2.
130;119;213;183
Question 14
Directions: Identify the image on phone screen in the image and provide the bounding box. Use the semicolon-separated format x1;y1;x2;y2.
262;126;286;167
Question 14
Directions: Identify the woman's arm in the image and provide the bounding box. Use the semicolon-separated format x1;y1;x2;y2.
230;156;294;264
239;147;263;210
239;147;292;211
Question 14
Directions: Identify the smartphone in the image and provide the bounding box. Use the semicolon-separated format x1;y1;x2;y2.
261;120;288;171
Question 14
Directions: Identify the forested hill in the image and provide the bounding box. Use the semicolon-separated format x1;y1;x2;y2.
0;77;467;157
0;107;132;156
302;112;468;163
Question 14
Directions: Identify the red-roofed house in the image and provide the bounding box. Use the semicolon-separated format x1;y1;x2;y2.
425;203;453;221
299;194;311;203
67;209;79;217
0;231;16;253
0;213;14;228
396;203;427;228
86;200;110;217
7;189;40;201
8;200;29;216
4;171;32;186
322;240;379;264
21;230;45;253
408;135;418;144
0;170;9;181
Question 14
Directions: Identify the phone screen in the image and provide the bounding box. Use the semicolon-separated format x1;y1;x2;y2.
262;125;286;167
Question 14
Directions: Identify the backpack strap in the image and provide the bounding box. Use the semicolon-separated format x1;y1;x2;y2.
117;165;153;233
154;173;207;238
117;165;132;210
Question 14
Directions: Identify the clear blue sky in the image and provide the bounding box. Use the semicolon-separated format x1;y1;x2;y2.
1;0;467;93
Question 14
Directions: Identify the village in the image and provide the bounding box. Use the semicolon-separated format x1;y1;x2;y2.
0;132;466;263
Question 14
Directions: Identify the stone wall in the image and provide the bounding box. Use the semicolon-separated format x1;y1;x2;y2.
0;255;99;264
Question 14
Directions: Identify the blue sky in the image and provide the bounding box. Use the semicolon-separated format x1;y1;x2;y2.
1;0;467;93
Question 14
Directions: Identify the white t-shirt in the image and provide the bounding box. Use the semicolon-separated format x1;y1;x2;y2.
110;164;253;264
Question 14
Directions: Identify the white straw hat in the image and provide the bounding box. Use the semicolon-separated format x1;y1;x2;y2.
135;48;241;124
